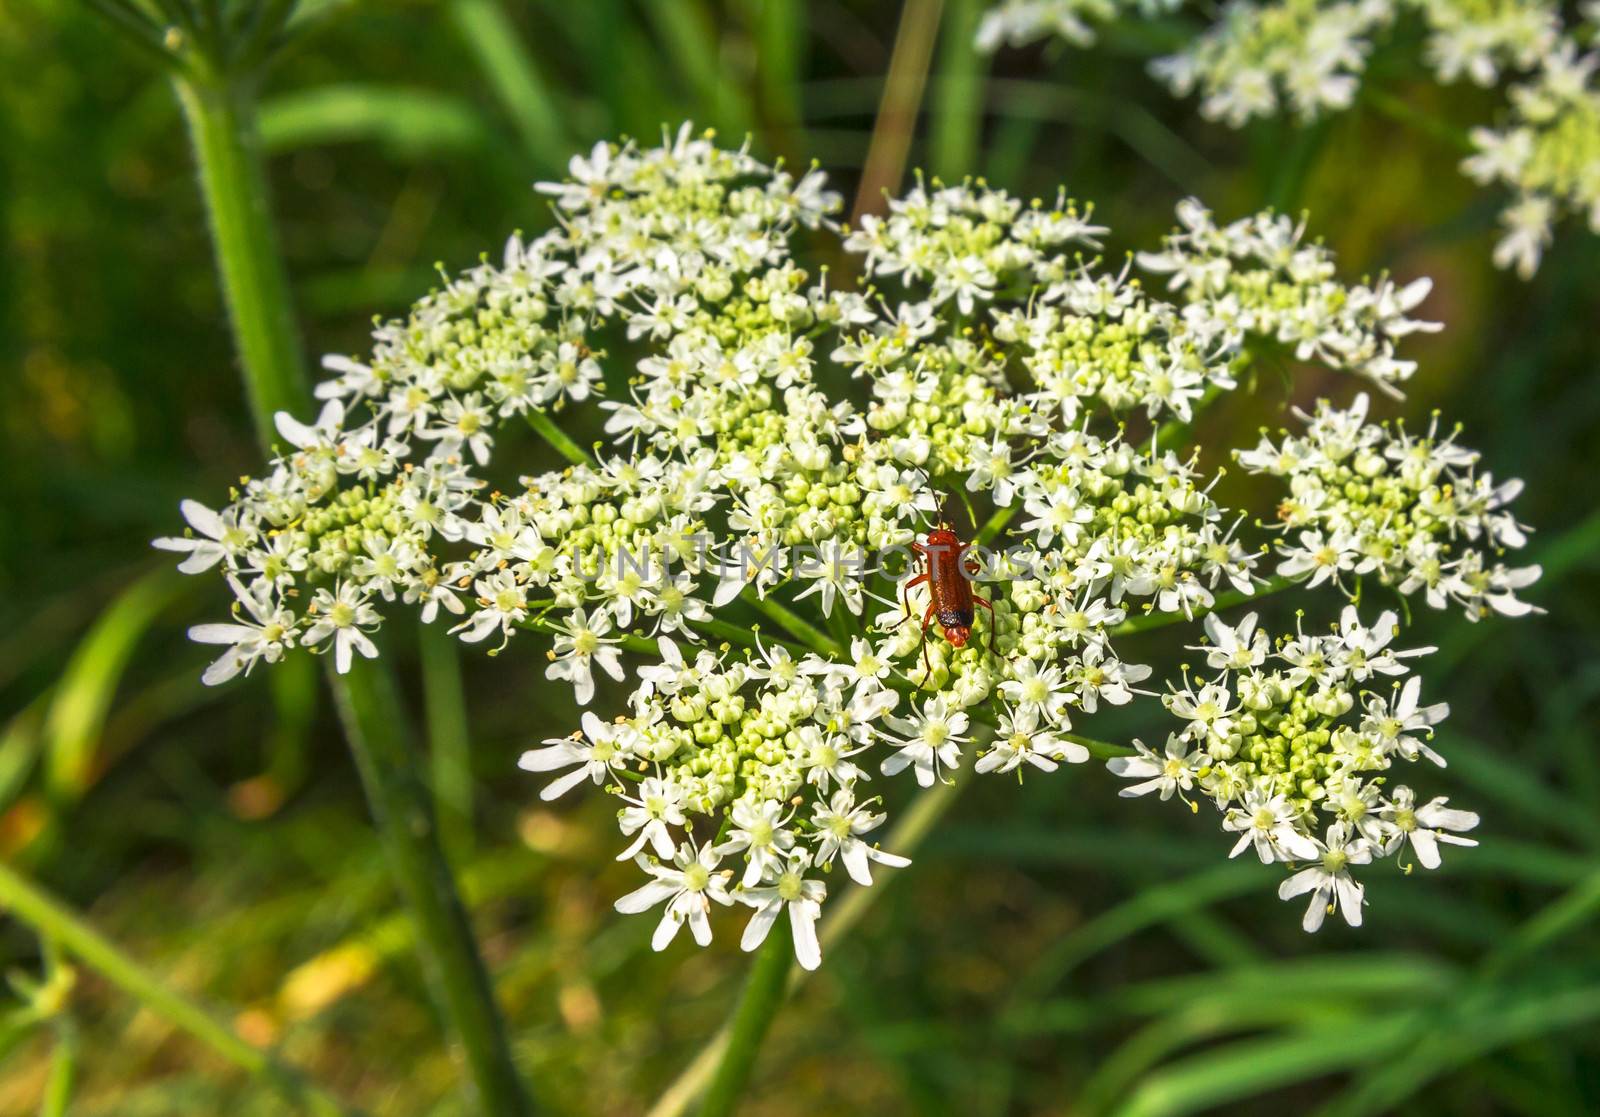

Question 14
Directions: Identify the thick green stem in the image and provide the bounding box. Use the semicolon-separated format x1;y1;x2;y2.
929;0;983;179
175;74;308;446
0;859;356;1117
331;661;526;1114
1112;575;1296;638
694;917;795;1117
421;619;475;867
176;65;530;1115
747;595;843;656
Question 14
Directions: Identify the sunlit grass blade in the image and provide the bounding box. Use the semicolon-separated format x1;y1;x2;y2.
745;0;805;149
1115;1015;1417;1117
42;569;186;800
852;0;944;222
930;0;983;179
449;0;569;166
641;0;750;136
165;28;534;1110
0;859;358;1117
259;84;496;159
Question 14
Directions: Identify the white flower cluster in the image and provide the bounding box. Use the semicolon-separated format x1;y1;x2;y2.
1151;0;1393;127
1137;199;1439;395
1113;607;1480;930
154;125;839;683
977;0;1179;50
158;127;1535;964
977;0;1600;275
1238;392;1540;620
1463;44;1600;277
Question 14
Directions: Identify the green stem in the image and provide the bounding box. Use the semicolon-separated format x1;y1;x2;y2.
40;1014;76;1117
1154;384;1225;453
525;409;593;467
747;594;843;656
515;612;813;662
1064;732;1135;760
974;504;1016;547
648;752;976;1117
174;73;308;447
330;660;527;1115
0;859;356;1117
1263;115;1332;213
421;620;475;867
930;0;983;179
851;0;946;223
694;917;795;1117
176;64;530;1115
1111;575;1296;637
1360;85;1474;155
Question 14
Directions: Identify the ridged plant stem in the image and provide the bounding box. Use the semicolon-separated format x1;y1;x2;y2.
175;63;530;1116
694;917;795;1117
331;660;526;1114
174;73;308;445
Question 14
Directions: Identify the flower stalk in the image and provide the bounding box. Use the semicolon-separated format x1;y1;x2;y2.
330;660;526;1114
173;72;308;445
163;21;530;1115
694;916;795;1117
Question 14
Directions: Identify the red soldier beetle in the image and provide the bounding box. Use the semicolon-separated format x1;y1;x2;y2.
902;525;999;681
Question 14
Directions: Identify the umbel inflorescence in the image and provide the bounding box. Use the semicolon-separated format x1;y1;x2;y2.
157;125;1539;969
978;0;1600;277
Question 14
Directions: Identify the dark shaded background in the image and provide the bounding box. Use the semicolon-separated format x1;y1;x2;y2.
2;2;1598;1114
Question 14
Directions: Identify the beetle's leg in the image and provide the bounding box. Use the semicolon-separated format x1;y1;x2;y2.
918;601;937;685
899;572;929;627
974;594;999;656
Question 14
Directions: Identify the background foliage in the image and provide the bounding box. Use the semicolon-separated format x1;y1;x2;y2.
2;1;1598;1114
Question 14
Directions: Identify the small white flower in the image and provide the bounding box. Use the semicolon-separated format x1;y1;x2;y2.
881;695;970;787
188;577;299;685
301;582;380;673
978;706;1088;775
1362;676;1449;764
454;570;529;646
1106;734;1200;800
1197;610;1267;671
1166;680;1238;743
737;849;827;971
997;657;1072;724
716;798;798;887
153;500;249;574
1277;822;1373;932
518;711;631;800
616;777;688;860
1381;787;1480;868
1224;790;1321;863
810;787;912;885
545;606;625;705
615;841;735;951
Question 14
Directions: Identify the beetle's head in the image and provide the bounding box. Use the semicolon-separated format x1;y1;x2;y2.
945;625;971;648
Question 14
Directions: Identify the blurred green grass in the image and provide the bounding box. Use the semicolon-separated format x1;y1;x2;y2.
2;2;1598;1114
